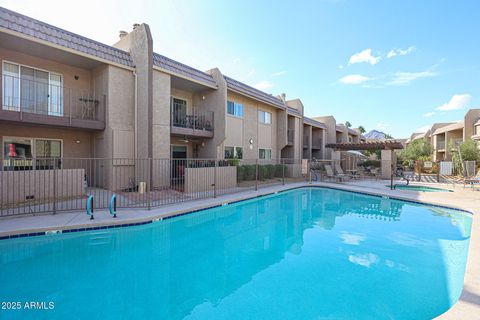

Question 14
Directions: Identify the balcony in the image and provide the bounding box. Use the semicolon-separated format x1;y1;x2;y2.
303;135;309;148
450;138;463;149
171;107;213;138
287;129;294;145
436;141;446;151
312;139;323;149
1;74;105;130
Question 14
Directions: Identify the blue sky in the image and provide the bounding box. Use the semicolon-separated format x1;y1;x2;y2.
2;0;479;137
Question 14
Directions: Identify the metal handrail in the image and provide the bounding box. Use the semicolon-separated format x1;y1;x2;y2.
2;74;103;122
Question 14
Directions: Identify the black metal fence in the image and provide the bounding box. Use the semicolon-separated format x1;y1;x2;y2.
0;158;308;217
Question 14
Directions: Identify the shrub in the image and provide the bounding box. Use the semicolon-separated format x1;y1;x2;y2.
275;164;286;177
359;160;381;168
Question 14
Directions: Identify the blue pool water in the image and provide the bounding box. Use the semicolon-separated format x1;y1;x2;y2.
0;187;472;320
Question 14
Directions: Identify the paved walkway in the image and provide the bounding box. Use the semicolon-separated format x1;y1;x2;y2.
0;180;478;319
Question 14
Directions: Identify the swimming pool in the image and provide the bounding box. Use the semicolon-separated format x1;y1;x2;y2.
393;185;452;192
0;187;472;319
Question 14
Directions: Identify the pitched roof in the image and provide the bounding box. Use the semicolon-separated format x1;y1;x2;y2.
224;76;285;109
348;128;359;136
287;106;302;117
303;117;327;129
0;6;134;67
153;53;217;87
432;121;464;135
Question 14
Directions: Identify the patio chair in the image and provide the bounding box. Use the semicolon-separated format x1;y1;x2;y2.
334;163;353;180
464;171;480;190
324;164;341;182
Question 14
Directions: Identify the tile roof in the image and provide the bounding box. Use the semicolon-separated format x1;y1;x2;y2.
336;125;346;132
348;128;359;135
153;53;217;87
303;117;327;129
224;76;285;109
0;6;134;67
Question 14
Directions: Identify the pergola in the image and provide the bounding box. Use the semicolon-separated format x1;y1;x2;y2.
325;140;404;179
325;140;404;151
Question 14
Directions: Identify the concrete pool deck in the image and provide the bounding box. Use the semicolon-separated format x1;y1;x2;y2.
0;180;478;319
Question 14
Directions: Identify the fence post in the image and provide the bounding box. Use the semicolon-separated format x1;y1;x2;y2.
147;158;152;210
308;160;312;184
255;159;258;191
53;158;57;214
282;158;285;185
214;159;217;198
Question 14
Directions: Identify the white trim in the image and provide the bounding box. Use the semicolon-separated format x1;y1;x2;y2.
258;109;272;125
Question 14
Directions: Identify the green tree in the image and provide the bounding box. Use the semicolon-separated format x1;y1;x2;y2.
384;133;394;139
345;121;352;128
401;138;433;161
451;139;480;174
358;125;366;134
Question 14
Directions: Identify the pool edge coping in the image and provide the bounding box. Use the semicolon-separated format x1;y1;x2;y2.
0;182;473;240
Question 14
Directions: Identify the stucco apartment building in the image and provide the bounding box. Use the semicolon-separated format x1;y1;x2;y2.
406;108;480;161
0;6;340;172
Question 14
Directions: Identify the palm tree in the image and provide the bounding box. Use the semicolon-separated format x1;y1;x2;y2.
345;121;352;128
358;126;366;134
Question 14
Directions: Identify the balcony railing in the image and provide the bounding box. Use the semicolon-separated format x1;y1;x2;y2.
171;109;213;131
436;141;446;150
1;74;104;130
450;139;463;149
287;129;295;145
312;139;323;149
303;135;309;148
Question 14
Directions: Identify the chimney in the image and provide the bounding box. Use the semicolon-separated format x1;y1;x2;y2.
119;30;128;39
133;23;140;30
280;93;286;102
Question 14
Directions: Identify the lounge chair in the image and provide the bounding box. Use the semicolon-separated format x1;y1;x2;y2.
324;164;342;182
334;163;353;180
464;171;480;190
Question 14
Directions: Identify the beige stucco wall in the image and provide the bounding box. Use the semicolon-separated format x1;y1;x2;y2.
464;109;480;140
184;166;236;193
1;168;84;204
313;116;336;159
152;70;171;159
0;123;93;161
194;68;227;159
223;91;279;160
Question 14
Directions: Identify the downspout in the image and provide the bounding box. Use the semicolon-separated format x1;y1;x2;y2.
133;69;138;159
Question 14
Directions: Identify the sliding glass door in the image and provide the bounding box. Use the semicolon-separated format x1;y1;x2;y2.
2;62;63;116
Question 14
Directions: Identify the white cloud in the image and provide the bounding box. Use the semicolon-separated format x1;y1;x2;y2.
340;232;366;245
388;71;437;86
387;46;415;59
338;65;344;69
415;125;431;133
271;70;287;77
232;57;240;63
246;69;255;78
423;112;435;117
435;94;472;111
254;80;274;90
339;74;370;85
348;49;381;65
348;253;379;268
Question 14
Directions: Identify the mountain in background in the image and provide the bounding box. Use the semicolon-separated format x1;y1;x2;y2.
364;130;387;140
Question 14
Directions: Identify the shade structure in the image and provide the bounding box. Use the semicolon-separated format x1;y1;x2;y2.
326;140;404;151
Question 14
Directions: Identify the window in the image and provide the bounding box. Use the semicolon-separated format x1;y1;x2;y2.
259;148;272;159
2;62;63;116
227;101;244;117
225;146;243;159
3;137;62;170
258;110;272;124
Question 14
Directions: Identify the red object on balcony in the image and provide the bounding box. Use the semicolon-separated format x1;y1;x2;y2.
8;144;17;157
